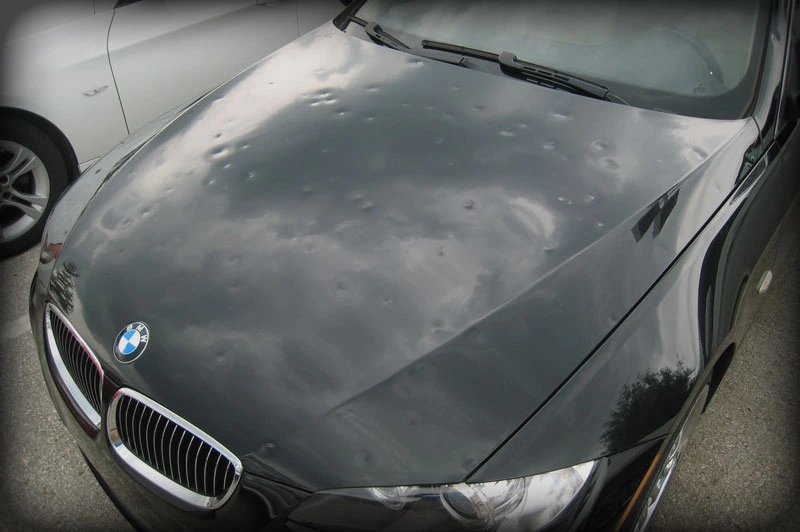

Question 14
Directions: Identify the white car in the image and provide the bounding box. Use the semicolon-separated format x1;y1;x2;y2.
0;0;344;257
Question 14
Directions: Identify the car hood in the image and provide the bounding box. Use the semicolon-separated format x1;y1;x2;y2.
49;24;754;491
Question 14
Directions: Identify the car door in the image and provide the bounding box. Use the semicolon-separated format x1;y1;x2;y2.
0;1;128;165
107;0;300;133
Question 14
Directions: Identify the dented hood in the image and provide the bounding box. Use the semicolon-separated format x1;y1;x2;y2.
49;24;754;490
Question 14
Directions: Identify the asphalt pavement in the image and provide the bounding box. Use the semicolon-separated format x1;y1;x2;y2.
0;236;798;531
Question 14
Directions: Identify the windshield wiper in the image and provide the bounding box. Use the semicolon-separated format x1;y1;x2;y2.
350;16;474;68
363;20;409;50
421;40;628;105
497;52;628;105
349;18;625;103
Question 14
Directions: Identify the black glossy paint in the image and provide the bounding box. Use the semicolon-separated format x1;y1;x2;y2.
38;22;756;490
474;0;798;490
29;2;800;530
470;140;788;482
754;0;789;151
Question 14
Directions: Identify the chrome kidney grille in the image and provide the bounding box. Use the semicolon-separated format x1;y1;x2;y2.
45;304;104;427
107;388;242;510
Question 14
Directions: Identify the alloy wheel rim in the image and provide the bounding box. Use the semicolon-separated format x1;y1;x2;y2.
0;140;50;243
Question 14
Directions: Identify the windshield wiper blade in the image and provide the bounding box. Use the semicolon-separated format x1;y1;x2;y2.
421;39;501;62
497;52;628;105
351;17;471;67
421;40;628;105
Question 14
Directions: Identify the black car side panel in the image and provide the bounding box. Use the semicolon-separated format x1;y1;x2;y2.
469;138;792;483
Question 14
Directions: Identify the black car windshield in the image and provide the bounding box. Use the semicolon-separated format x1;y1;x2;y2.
347;0;771;119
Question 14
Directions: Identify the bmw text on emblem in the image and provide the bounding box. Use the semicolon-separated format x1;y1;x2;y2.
114;322;150;363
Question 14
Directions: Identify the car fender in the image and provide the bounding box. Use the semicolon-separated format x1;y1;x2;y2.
469;139;792;483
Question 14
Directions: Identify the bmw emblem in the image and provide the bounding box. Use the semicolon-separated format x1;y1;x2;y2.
113;322;150;363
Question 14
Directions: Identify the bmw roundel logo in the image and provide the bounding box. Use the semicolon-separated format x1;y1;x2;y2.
113;322;150;363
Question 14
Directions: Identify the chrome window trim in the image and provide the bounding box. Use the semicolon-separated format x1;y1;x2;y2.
106;388;243;511
45;303;104;428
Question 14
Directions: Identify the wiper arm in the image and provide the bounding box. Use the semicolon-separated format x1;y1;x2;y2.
350;17;472;68
363;20;409;50
421;40;628;105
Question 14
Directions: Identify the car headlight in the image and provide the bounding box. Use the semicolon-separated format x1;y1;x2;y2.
289;461;596;531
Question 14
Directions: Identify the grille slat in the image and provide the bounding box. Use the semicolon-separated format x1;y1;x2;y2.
154;414;165;472
203;445;212;495
193;440;203;494
80;349;92;403
144;409;155;466
127;400;136;454
186;435;196;492
212;452;222;495
132;400;144;457
45;306;104;427
176;431;187;485
124;400;133;449
148;412;158;469
224;462;233;490
119;396;129;443
157;415;169;472
159;418;169;475
193;440;201;493
85;354;94;399
167;424;178;481
125;398;135;454
138;402;147;459
107;389;241;509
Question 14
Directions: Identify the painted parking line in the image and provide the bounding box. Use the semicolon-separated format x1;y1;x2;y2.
0;314;31;344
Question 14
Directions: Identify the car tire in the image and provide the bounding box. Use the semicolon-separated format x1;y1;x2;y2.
0;117;69;259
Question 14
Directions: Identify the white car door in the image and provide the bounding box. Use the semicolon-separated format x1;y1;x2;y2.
0;1;128;165
107;0;300;133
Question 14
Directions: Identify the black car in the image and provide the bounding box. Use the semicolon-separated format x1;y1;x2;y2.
29;1;799;530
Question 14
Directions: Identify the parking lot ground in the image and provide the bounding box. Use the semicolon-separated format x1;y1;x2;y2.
0;247;133;532
0;234;798;531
